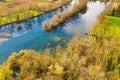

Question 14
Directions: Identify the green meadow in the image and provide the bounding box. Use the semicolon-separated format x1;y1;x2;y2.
106;16;120;38
0;10;44;26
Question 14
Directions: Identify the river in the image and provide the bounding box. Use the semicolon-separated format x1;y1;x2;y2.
0;0;106;63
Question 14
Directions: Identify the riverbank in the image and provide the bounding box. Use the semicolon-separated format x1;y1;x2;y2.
106;16;120;38
43;0;87;31
89;1;120;39
0;0;71;27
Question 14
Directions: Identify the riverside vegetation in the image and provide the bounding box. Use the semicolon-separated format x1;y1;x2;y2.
0;0;120;80
43;0;87;31
0;0;71;26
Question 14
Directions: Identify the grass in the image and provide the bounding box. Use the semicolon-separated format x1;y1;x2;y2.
90;16;120;39
106;16;120;27
0;10;44;26
38;2;49;6
106;16;120;38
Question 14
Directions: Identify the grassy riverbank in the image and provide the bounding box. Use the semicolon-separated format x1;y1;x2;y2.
0;10;44;26
43;0;87;31
0;0;71;26
106;16;120;38
90;15;120;39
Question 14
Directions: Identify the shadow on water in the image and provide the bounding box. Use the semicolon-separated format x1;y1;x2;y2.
0;1;106;63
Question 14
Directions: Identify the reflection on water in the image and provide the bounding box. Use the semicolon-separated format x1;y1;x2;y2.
63;1;106;37
0;1;106;63
0;38;8;45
